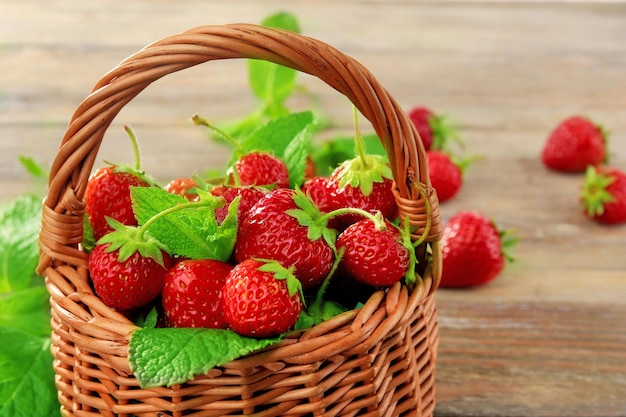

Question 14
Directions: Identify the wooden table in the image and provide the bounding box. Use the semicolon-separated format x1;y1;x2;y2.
2;1;625;416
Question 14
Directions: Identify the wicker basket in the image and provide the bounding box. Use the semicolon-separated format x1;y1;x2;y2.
37;23;443;417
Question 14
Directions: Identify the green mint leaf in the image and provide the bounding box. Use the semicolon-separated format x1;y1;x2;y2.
0;286;51;338
134;306;159;329
261;11;300;33
129;327;282;388
283;124;312;188
0;328;58;417
18;155;48;180
0;194;42;293
247;12;300;115
239;111;315;160
131;187;237;262
296;300;348;330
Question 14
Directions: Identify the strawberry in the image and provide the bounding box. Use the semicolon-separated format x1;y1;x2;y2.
336;217;412;287
330;165;397;227
210;185;269;225
84;166;151;240
221;258;303;338
581;165;626;225
408;106;459;152
439;210;516;288
89;242;172;311
84;126;154;240
541;115;607;172
301;176;342;230
162;259;233;329
164;177;199;201
229;151;290;189
426;150;464;203
234;188;336;289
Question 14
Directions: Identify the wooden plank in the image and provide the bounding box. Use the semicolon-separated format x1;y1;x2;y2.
435;301;626;417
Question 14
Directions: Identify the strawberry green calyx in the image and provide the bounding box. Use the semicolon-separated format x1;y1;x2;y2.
254;258;304;302
581;165;616;217
334;107;392;197
499;228;519;264
98;217;169;267
287;188;338;247
429;113;463;153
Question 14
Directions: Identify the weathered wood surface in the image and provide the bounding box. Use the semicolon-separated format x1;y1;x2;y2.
2;1;625;416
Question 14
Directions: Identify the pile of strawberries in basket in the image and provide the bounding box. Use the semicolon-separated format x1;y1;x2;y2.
83;112;422;339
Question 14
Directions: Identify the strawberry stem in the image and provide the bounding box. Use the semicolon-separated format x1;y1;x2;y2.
309;246;345;315
192;114;244;154
352;106;370;169
123;125;142;172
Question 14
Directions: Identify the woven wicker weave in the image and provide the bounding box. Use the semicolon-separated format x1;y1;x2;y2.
37;23;443;417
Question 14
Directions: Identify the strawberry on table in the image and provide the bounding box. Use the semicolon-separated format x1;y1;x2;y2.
439;210;516;288
541;115;607;173
234;188;335;289
407;105;459;152
162;259;233;329
221;258;303;338
581;165;626;225
426;150;465;203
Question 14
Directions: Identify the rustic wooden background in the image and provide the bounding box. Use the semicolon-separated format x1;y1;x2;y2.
2;1;625;416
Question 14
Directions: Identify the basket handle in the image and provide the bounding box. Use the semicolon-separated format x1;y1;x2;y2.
38;23;442;284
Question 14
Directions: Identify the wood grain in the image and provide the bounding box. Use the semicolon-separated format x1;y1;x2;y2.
2;1;625;416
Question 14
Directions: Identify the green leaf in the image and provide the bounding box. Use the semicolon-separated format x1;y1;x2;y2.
0;194;42;293
261;11;300;33
239;111;315;158
131;187;237;262
129;327;282;388
18;156;48;180
0;328;58;417
295;300;348;330
283;124;312;188
0;286;50;338
247;12;300;115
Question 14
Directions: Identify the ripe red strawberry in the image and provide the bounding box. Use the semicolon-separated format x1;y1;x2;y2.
164;177;199;201
210;185;269;225
439;211;516;288
84;166;151;241
162;259;233;329
541;115;607;172
222;258;303;338
89;243;172;311
229;151;290;188
329;160;398;228
234;188;335;289
426;150;463;203
301;176;342;230
408;106;459;152
581;165;626;225
336;218;412;287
